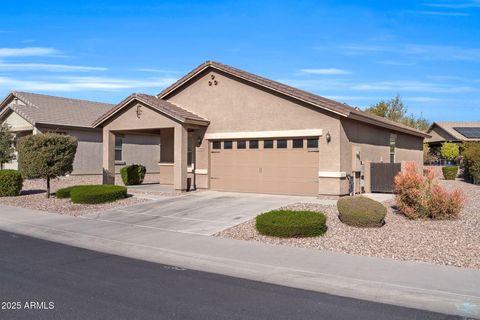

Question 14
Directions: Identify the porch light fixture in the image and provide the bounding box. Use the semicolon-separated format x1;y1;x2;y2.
197;137;202;147
325;132;331;143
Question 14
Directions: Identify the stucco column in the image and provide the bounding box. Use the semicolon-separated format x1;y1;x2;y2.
102;129;115;184
174;124;188;191
363;160;371;193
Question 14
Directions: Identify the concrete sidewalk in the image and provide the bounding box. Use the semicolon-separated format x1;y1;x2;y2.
0;204;478;318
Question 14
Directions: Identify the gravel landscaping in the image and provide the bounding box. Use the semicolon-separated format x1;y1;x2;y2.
0;175;149;216
215;179;480;269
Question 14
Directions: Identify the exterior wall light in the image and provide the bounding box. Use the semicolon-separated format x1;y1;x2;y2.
326;132;331;143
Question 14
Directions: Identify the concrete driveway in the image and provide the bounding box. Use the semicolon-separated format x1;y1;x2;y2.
82;191;329;235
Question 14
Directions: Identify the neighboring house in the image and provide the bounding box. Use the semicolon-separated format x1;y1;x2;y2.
94;61;429;196
0;91;161;174
426;121;480;148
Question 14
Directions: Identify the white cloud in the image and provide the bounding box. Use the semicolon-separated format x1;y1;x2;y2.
0;63;107;72
351;80;472;93
0;76;177;92
0;47;60;58
299;68;352;75
341;43;480;61
405;10;469;16
278;78;473;94
403;96;442;103
423;1;480;9
134;68;181;73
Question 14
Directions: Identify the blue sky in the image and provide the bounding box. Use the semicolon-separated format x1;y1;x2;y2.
0;0;479;121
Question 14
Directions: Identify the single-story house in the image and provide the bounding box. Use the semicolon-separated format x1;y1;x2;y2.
426;121;480;147
0;91;161;174
94;61;429;196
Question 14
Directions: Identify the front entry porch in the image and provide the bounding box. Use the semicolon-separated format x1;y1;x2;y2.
94;94;210;191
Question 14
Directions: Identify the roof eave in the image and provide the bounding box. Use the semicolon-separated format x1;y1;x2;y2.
348;113;431;138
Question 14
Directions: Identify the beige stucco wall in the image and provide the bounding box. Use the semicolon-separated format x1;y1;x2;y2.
426;125;456;144
3;110;33;129
37;124;160;175
165;69;346;195
340;118;423;192
115;133;160;174
102;101;187;188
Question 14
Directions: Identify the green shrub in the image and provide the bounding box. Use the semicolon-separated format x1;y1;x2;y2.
120;164;146;185
55;186;75;199
462;142;480;184
70;185;127;204
440;142;459;162
0;170;23;197
256;210;327;237
442;166;458;180
55;185;127;204
337;196;386;227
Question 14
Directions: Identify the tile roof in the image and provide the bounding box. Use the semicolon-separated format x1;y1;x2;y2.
92;93;209;127
158;61;430;138
427;121;480;142
0;91;114;128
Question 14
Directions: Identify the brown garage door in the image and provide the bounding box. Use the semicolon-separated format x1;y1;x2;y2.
210;139;319;196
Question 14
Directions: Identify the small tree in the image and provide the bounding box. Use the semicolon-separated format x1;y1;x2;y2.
423;143;432;164
440;142;459;162
16;133;78;198
365;95;430;131
462;142;480;184
0;124;14;169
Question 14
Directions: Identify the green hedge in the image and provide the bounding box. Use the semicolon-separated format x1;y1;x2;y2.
0;170;23;197
56;185;127;204
337;196;386;228
55;186;75;199
120;164;146;186
256;210;327;238
442;166;458;180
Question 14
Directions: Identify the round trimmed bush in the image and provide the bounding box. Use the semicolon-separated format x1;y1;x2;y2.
66;185;127;204
337;196;386;228
256;210;327;238
0;170;23;197
442;166;458;180
120;164;146;186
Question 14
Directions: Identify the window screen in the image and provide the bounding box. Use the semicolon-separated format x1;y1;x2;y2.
264;140;273;149
277;139;287;148
293;139;304;148
307;138;318;148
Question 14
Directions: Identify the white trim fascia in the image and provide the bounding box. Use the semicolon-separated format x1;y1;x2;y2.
318;171;346;178
205;129;322;140
158;162;174;166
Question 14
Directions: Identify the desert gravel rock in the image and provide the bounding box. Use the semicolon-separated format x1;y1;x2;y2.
0;176;148;216
216;180;480;269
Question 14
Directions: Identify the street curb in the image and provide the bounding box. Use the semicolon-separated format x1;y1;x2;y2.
0;219;478;319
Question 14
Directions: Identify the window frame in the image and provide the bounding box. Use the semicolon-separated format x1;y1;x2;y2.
212;141;221;150
389;134;397;163
115;136;123;162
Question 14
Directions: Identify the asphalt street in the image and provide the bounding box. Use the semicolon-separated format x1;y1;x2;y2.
0;230;462;320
